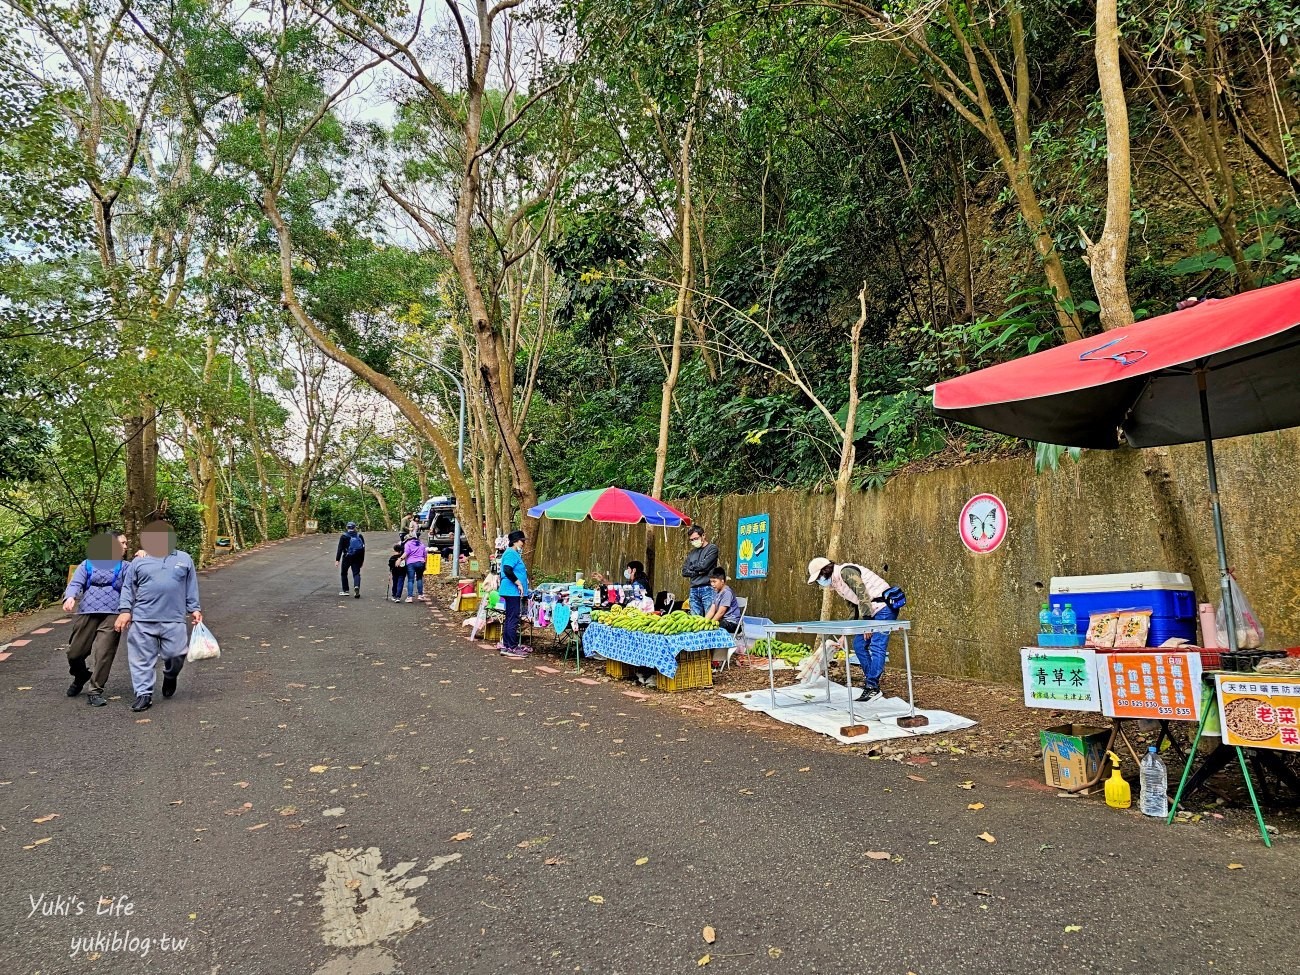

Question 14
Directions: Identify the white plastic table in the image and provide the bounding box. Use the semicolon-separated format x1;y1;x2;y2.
746;619;915;725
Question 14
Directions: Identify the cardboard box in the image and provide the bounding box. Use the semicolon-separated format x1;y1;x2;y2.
1040;723;1110;790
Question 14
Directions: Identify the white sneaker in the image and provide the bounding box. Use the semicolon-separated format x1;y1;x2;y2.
405;597;414;603
339;590;350;596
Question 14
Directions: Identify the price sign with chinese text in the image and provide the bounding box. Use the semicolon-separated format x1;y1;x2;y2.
1020;647;1101;712
1216;675;1300;751
735;514;769;580
1098;652;1203;721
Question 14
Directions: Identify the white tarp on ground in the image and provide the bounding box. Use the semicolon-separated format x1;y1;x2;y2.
724;677;977;745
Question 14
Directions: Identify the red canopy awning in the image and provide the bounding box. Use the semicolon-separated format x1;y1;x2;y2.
931;278;1300;448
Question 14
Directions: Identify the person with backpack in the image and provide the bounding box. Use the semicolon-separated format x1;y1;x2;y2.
61;530;129;707
806;556;904;703
402;532;428;603
114;520;201;713
335;522;366;598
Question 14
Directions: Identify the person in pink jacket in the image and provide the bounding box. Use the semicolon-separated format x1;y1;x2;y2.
402;533;429;602
807;557;896;703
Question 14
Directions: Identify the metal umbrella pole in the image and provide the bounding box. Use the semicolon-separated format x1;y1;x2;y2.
1197;368;1237;651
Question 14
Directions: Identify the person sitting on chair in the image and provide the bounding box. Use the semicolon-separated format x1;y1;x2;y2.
702;567;742;633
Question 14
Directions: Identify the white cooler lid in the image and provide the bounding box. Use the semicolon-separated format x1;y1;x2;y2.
1050;571;1192;594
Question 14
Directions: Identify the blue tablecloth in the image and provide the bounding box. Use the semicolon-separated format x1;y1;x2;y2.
582;622;735;678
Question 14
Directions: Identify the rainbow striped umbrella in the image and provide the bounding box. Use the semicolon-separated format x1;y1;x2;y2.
527;487;692;527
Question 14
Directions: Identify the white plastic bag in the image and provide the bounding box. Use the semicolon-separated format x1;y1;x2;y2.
188;621;221;661
1216;573;1264;650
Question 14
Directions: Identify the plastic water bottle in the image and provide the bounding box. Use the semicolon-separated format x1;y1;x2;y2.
1038;602;1053;635
1061;604;1078;637
1140;746;1168;818
1050;603;1064;634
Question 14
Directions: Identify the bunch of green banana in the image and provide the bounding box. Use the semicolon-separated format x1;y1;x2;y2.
751;638;811;663
592;606;719;635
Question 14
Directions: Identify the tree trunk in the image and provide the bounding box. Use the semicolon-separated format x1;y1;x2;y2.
821;290;867;620
1085;0;1134;329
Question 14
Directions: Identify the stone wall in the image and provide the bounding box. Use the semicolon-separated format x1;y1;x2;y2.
531;430;1300;683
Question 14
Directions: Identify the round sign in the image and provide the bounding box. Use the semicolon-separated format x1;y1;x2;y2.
959;493;1009;554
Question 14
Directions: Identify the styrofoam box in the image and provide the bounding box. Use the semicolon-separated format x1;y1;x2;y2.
1049;572;1197;646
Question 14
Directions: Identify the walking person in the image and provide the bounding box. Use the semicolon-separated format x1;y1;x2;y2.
388;543;406;603
806;556;899;702
114;520;201;713
62;530;129;707
402;532;428;603
335;522;365;598
681;525;720;616
499;530;529;659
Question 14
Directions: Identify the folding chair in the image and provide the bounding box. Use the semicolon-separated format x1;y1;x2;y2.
714;596;749;672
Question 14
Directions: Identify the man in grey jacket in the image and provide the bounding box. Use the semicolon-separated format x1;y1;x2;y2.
681;525;720;616
115;520;202;713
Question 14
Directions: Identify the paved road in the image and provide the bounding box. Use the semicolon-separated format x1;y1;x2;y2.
0;536;1288;975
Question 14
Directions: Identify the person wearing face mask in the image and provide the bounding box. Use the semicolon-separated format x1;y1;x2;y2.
806;556;894;703
681;525;719;616
335;522;366;598
498;530;530;659
623;560;650;599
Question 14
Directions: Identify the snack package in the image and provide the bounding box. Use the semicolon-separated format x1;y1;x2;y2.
1115;610;1153;648
1085;613;1120;649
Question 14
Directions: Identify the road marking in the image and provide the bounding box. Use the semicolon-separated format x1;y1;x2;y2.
314;847;427;949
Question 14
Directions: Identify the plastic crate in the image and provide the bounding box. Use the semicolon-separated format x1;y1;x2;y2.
605;659;634;680
655;649;714;693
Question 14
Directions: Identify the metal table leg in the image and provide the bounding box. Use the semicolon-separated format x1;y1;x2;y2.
903;627;916;717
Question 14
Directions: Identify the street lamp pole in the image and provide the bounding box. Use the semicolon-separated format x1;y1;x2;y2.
401;351;466;579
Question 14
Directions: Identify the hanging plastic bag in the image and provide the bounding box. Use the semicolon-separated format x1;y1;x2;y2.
1216;573;1264;649
188;621;221;661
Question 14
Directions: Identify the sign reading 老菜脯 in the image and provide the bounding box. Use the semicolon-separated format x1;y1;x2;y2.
1098;651;1202;721
735;514;769;580
1216;675;1300;751
1020;647;1101;712
959;493;1008;554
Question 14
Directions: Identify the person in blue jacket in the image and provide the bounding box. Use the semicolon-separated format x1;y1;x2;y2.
335;522;366;598
499;530;529;659
61;530;129;707
114;520;202;713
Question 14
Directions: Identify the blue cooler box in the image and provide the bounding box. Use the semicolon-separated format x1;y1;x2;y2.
1050;572;1197;646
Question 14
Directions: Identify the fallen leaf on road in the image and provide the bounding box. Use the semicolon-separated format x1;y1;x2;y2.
246;823;268;831
958;780;974;789
309;765;329;773
907;774;927;782
978;832;996;844
798;767;810;773
703;925;716;944
697;955;711;967
968;803;985;811
33;813;59;824
543;857;565;866
635;857;649;866
345;878;361;890
135;718;151;724
235;782;249;789
279;806;297;816
322;807;346;817
863;851;891;860
738;788;753;795
24;838;52;849
451;831;473;841
515;836;550;849
588;895;605;904
1227;863;1244;870
17;686;31;691
189;913;197;920
768;948;783;959
930;895;939;906
1064;925;1082;933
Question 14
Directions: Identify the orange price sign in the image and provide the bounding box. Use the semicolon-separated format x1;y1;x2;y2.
1216;675;1300;751
1098;652;1202;721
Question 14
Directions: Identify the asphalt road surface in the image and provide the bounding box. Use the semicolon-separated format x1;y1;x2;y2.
0;536;1290;975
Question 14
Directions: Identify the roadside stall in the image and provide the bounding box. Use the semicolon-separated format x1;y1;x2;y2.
933;276;1300;844
526;486;698;677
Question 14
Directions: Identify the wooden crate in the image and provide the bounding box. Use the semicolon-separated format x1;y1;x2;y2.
655;649;714;693
605;659;634;680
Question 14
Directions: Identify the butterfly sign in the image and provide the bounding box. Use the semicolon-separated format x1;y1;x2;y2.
959;493;1009;554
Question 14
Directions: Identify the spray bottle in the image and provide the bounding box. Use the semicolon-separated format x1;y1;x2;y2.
1104;750;1131;809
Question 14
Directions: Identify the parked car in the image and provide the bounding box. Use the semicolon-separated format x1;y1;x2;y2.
418;496;470;556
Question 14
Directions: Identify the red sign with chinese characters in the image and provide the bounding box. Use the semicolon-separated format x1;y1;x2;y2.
1098;652;1203;721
